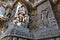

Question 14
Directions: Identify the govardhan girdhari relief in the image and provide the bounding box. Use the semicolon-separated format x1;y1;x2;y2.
0;0;60;40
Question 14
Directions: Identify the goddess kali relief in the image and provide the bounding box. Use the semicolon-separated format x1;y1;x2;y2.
13;2;29;27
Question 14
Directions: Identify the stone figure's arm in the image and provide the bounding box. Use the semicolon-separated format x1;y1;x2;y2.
24;0;45;9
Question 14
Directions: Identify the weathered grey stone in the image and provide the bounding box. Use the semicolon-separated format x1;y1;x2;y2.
56;38;60;40
0;0;60;40
13;37;17;40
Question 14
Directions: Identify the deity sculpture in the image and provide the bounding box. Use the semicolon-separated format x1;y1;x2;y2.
13;1;29;28
0;0;30;40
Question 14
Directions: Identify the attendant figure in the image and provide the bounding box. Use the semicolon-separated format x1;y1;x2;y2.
41;8;49;28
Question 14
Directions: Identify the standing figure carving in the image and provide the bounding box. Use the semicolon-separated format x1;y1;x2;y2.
41;8;49;28
13;0;29;28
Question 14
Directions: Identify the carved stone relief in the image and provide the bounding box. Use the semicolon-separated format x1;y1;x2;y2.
0;0;60;40
12;2;29;28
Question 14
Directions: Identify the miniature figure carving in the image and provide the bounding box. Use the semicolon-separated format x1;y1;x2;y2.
41;8;49;28
13;1;29;28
